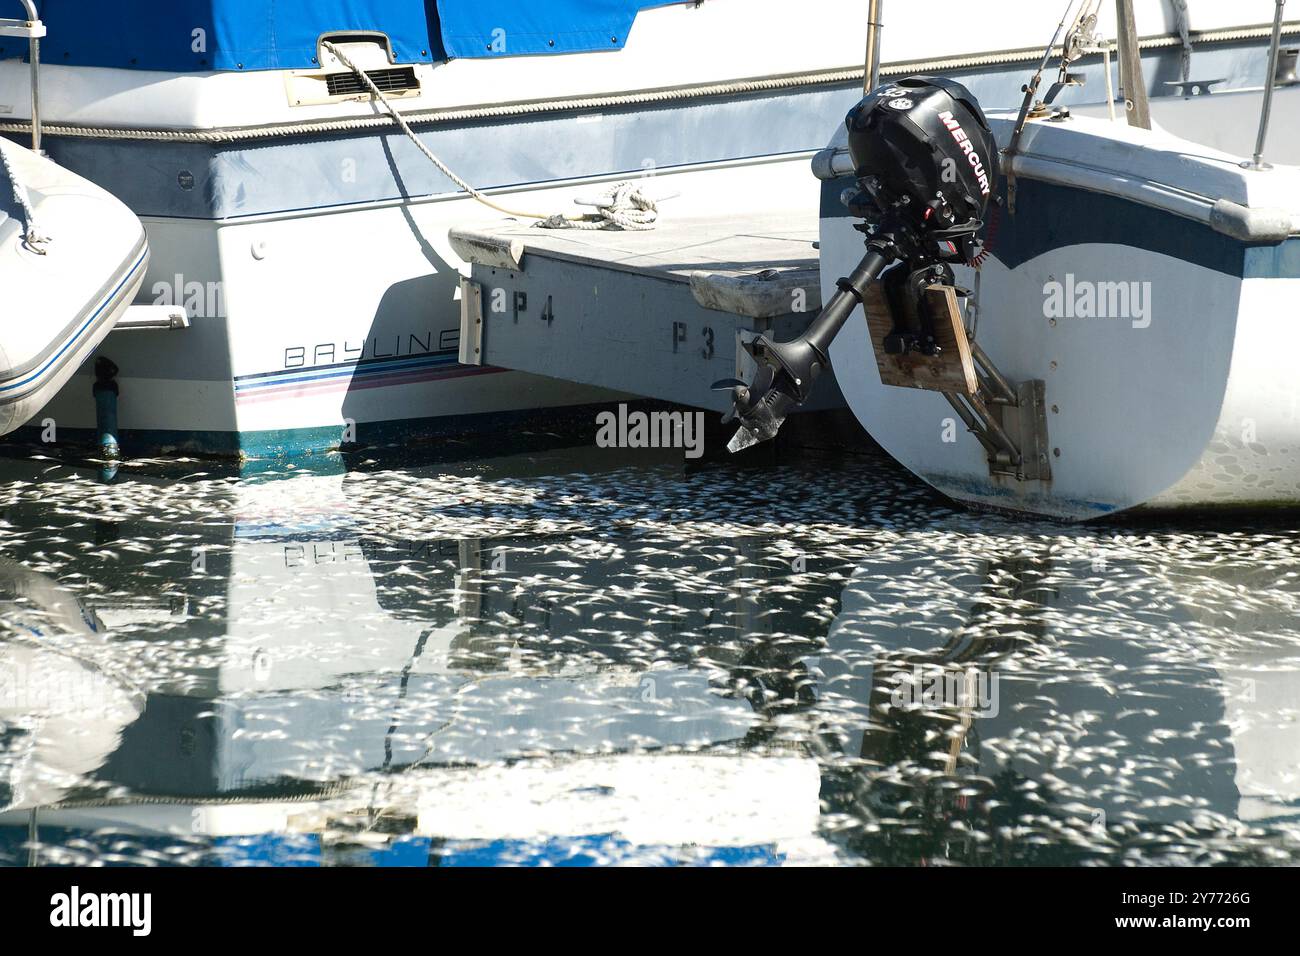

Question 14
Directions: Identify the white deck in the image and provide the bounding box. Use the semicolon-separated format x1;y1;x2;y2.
451;209;820;319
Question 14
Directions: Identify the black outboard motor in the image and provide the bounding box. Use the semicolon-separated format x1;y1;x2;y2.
718;76;999;451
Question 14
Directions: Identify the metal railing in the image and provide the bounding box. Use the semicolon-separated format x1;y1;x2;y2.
863;0;883;93
1250;0;1288;169
0;0;44;151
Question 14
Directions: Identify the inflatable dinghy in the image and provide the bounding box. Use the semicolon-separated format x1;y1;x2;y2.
0;137;147;437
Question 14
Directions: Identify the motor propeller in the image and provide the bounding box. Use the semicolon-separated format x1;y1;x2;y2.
717;75;998;451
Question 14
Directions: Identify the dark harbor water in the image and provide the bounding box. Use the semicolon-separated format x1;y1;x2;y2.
1;441;1298;867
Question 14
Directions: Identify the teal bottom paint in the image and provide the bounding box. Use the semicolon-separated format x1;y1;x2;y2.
5;403;625;467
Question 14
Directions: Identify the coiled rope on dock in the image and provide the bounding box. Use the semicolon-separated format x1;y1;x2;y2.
0;143;48;253
536;181;662;231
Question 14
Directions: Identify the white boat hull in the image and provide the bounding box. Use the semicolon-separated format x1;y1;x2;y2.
3;0;1291;459
820;114;1300;519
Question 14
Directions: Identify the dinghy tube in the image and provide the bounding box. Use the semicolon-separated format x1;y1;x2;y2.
0;137;148;439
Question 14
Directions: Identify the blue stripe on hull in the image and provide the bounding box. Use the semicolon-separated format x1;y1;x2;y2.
233;350;462;393
820;175;1300;280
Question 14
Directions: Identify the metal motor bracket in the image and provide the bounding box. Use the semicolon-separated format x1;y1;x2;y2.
986;378;1052;482
869;283;1050;484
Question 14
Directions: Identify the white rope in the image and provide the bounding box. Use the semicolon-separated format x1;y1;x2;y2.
0;143;49;254
536;181;663;231
321;40;667;230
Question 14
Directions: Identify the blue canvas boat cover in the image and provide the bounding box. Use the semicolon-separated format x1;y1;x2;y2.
17;1;671;73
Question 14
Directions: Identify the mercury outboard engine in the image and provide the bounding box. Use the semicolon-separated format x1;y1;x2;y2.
718;76;999;451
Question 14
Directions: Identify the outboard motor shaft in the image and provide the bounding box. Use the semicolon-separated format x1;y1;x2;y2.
718;76;999;452
720;247;892;450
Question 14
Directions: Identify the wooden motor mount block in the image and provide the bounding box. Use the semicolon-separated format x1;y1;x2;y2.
863;283;978;395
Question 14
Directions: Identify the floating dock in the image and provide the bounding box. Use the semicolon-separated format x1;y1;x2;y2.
452;210;845;415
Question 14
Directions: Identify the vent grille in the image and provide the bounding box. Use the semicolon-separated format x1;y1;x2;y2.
325;67;419;97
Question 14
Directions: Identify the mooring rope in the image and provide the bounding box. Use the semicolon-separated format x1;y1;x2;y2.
322;40;665;230
537;180;662;231
0;143;49;254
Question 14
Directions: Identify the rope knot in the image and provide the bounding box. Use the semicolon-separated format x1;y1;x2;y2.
535;181;666;231
2;143;50;254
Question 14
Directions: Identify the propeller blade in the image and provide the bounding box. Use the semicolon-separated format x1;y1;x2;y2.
710;378;745;391
727;425;762;454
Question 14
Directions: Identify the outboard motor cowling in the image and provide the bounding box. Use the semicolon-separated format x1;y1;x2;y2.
846;76;998;242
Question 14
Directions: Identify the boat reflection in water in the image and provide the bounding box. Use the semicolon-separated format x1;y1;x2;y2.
821;536;1300;864
0;559;143;818
0;447;1297;865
